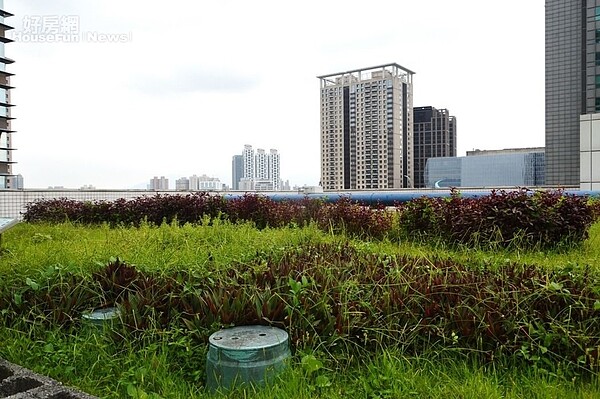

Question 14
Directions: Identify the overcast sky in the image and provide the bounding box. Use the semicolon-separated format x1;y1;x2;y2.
6;1;545;189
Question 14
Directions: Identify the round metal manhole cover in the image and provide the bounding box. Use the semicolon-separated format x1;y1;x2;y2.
209;325;288;351
206;325;291;391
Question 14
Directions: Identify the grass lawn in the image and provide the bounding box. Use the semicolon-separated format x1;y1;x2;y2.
1;221;600;398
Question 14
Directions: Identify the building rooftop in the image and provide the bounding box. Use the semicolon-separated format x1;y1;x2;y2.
317;62;415;81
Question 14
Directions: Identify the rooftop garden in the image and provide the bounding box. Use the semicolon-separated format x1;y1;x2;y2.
1;190;599;398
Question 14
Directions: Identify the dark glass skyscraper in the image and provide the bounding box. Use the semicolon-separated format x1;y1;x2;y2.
413;106;456;188
545;1;598;186
231;155;243;190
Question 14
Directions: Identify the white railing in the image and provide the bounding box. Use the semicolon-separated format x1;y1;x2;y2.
0;189;174;219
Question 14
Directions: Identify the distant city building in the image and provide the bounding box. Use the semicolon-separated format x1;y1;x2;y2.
545;1;600;186
268;149;280;191
254;179;275;191
242;145;254;185
189;174;222;191
233;145;282;191
318;63;414;191
80;184;96;190
148;176;169;190
231;155;243;190
255;149;269;180
0;3;14;189
175;177;190;191
413;106;456;188
425;148;545;188
239;177;253;191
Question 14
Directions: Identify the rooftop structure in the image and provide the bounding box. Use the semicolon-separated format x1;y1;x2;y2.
413;106;456;188
319;63;415;190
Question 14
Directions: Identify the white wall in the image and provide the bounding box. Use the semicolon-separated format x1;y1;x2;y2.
580;114;600;190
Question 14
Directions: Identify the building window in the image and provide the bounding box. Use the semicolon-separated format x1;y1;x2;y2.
596;29;600;43
596;6;600;21
596;97;600;111
596;76;600;89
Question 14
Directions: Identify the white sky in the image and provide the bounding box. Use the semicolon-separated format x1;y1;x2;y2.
6;1;545;189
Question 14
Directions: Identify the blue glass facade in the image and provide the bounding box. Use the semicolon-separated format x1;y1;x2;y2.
424;152;546;188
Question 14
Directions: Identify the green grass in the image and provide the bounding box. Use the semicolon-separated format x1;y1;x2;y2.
3;220;600;276
0;220;337;277
1;325;599;398
1;221;600;398
1;324;599;399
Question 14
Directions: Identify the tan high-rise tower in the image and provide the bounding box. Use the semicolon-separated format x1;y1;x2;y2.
318;63;414;191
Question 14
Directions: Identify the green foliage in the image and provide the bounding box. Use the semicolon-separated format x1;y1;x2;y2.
2;221;600;397
398;189;596;249
3;237;600;374
22;190;599;250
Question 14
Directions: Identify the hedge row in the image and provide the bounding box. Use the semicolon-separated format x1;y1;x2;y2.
398;189;596;249
22;190;598;249
22;193;393;239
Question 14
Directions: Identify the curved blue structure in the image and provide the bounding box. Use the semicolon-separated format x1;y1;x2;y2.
223;189;600;206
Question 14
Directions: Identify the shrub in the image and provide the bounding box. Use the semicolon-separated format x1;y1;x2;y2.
23;198;85;223
316;197;394;239
22;190;597;248
225;193;289;229
399;189;595;249
24;193;228;226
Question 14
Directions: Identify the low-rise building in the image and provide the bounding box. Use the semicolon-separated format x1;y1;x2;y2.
425;148;545;188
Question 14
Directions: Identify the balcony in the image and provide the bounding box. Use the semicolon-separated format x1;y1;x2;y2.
0;56;15;65
0;82;13;92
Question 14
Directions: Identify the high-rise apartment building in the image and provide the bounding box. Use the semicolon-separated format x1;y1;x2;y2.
268;149;280;191
255;149;269;180
148;176;169;190
175;177;190;191
242;145;254;182
0;2;14;189
318;63;414;191
545;1;600;186
413;106;456;188
233;145;281;191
